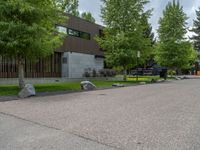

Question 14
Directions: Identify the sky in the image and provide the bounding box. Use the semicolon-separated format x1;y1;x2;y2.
79;0;200;38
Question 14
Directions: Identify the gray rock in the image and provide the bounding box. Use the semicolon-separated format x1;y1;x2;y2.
112;83;125;87
18;84;36;98
174;76;190;80
140;82;146;85
80;81;96;90
175;77;181;80
181;76;190;79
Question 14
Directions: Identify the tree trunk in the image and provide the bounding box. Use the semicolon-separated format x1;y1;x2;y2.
123;68;127;81
18;59;25;89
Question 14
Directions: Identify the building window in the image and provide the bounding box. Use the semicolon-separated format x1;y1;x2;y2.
56;25;91;40
80;32;91;40
68;28;80;37
56;25;67;34
67;28;91;40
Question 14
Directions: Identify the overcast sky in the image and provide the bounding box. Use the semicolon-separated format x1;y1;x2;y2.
79;0;199;38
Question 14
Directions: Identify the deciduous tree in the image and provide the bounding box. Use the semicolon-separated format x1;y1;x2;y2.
81;12;95;23
141;13;156;67
60;0;79;16
191;7;200;59
97;0;152;80
155;0;196;72
191;7;200;51
0;0;66;88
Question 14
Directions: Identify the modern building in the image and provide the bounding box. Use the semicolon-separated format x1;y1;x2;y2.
0;14;104;78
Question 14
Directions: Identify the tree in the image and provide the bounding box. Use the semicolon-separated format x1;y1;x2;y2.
97;0;152;80
143;16;155;47
191;7;200;73
0;0;66;88
141;13;156;67
60;0;79;16
155;0;196;72
191;7;200;71
81;12;95;23
191;7;200;52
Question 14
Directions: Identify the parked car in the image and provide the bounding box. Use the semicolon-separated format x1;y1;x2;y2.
131;64;167;76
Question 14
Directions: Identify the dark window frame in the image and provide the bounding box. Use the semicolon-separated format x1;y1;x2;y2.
67;28;91;40
67;28;80;37
56;25;91;40
80;31;91;40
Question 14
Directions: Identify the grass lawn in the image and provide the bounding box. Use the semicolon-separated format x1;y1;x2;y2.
0;76;164;96
127;75;160;81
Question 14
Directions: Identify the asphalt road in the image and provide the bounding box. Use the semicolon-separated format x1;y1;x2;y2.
1;79;200;150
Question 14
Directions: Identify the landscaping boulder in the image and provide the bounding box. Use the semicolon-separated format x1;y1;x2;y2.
180;76;189;80
112;83;125;87
18;84;36;98
80;81;96;90
140;82;146;85
174;77;181;80
174;76;189;80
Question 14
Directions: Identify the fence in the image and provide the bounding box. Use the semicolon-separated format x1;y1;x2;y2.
0;52;62;78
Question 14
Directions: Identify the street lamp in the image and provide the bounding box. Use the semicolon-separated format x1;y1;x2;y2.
136;51;140;81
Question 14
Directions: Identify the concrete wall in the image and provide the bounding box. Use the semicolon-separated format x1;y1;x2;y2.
62;52;104;78
61;52;69;77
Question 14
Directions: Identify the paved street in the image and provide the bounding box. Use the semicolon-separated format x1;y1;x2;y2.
1;79;200;150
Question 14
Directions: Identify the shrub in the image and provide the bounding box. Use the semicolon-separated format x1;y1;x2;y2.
168;70;176;76
92;69;97;77
99;69;116;77
83;71;90;77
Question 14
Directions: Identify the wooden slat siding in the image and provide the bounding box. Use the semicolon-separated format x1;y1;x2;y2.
0;52;62;78
0;55;17;78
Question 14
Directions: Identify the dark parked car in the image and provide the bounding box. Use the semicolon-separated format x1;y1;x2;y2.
131;64;167;76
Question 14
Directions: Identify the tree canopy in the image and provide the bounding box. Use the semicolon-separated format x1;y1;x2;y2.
141;13;155;67
60;0;79;16
155;0;196;71
81;12;96;23
0;0;67;88
191;7;200;52
97;0;152;80
61;0;96;23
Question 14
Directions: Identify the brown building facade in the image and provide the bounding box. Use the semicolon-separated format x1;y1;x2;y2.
57;14;104;56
